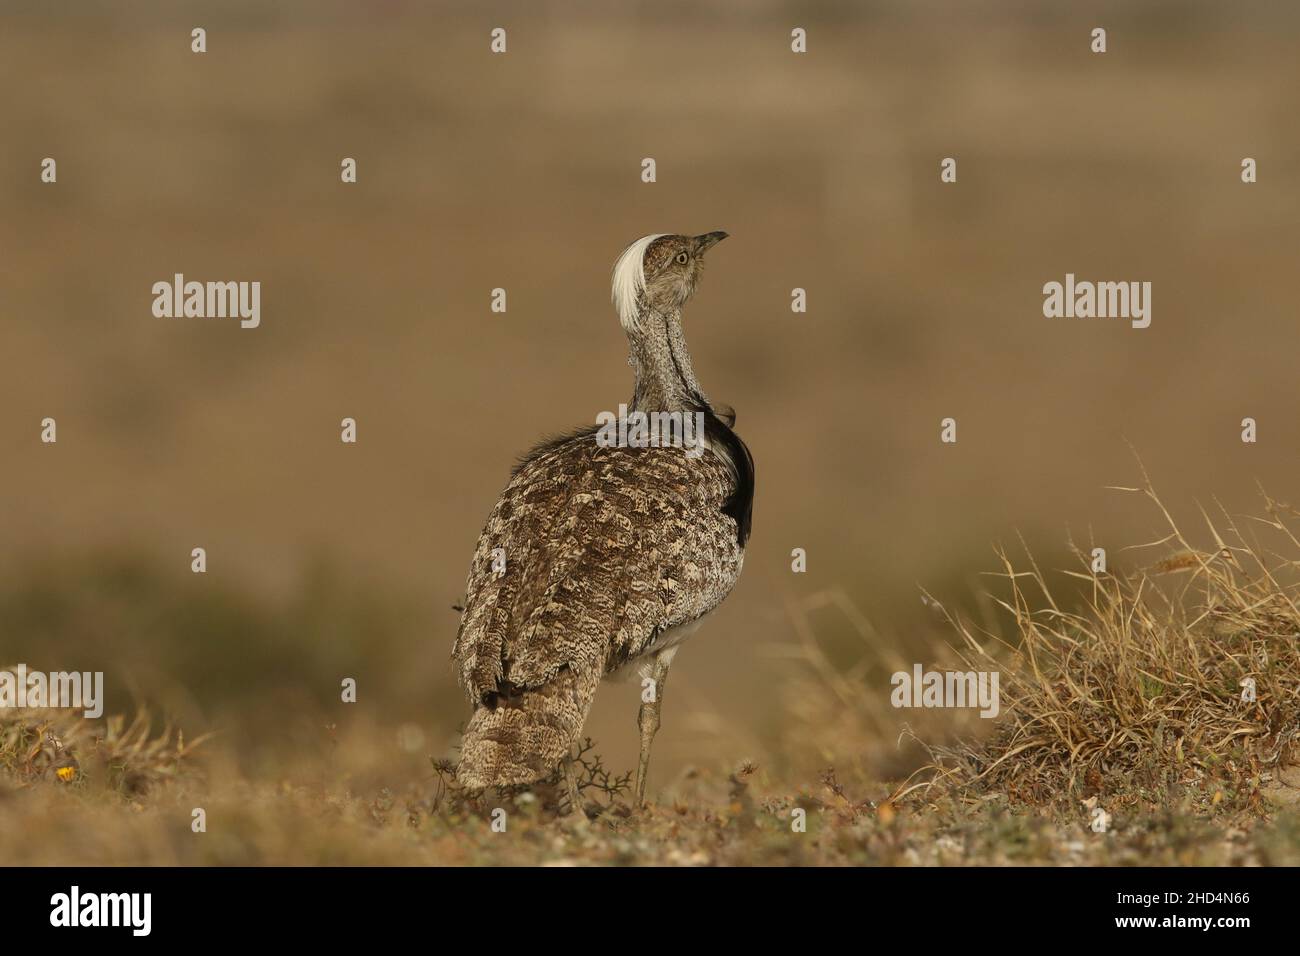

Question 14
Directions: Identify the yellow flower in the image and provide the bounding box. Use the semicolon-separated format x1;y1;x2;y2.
56;766;77;782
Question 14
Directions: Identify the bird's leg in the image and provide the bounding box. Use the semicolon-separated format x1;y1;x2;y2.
635;647;678;807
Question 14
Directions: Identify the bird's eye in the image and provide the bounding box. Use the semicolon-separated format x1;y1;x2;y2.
675;252;689;265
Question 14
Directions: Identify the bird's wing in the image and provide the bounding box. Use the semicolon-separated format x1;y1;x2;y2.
452;429;743;705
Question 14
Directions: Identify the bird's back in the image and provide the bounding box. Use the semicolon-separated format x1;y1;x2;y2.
452;426;746;787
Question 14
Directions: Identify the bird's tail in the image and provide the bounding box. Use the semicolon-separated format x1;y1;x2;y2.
456;665;601;789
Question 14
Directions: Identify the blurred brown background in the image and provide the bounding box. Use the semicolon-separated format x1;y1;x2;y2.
2;0;1297;779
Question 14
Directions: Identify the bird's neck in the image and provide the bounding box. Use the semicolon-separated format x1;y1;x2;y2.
629;308;707;414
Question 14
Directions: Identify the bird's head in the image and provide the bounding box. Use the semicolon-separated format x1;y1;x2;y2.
611;231;728;335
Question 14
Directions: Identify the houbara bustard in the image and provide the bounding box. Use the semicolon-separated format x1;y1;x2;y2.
452;232;753;811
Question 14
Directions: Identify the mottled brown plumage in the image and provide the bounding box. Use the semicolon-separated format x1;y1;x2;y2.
452;233;752;803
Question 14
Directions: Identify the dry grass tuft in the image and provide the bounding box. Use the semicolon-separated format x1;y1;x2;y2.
929;480;1300;813
0;692;206;798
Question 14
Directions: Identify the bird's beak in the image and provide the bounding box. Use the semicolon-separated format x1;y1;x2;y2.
693;231;729;255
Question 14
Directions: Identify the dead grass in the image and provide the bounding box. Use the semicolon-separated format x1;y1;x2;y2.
0;696;206;798
921;477;1300;818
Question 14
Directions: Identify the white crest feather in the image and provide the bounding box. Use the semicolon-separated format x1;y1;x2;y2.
611;233;665;332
